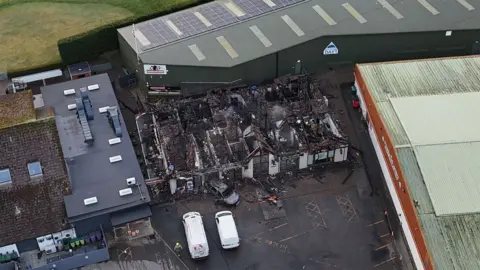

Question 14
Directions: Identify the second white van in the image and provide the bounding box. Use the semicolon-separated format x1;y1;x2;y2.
215;211;240;249
182;212;209;259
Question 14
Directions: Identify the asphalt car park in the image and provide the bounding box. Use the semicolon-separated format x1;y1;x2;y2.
149;166;401;270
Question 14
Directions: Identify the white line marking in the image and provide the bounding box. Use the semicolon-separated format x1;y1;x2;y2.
133;29;151;46
225;2;246;17
188;44;206;61
457;0;475;11
250;25;272;47
312;5;337;25
165;20;183;36
263;0;276;7
194;12;212;27
377;0;404;19
342;3;367;24
281;15;305;37
417;0;439;15
216;36;239;59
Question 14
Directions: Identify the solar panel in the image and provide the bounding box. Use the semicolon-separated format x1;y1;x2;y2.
136;0;307;49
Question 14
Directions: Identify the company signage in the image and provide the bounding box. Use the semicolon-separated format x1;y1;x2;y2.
323;42;339;55
144;64;168;75
381;136;400;181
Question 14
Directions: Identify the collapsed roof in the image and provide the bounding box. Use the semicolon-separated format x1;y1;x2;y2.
139;73;347;179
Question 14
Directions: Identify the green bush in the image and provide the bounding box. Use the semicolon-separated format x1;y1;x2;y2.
58;0;210;65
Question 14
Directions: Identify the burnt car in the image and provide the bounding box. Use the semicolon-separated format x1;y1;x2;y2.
206;181;240;206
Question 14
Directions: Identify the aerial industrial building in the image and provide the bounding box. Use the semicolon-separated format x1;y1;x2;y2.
354;55;480;270
118;0;480;94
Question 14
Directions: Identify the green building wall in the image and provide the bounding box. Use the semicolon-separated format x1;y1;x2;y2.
119;29;480;93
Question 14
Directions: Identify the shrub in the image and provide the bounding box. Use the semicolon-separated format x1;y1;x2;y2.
58;0;210;65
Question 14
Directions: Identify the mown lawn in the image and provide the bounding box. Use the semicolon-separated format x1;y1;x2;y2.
0;0;198;73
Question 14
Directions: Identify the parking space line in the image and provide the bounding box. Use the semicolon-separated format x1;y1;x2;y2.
377;0;404;19
374;257;397;267
375;243;390;251
365;220;384;227
457;0;475;11
417;0;439;15
279;229;313;242
342;3;367;24
380;233;391;238
269;222;288;231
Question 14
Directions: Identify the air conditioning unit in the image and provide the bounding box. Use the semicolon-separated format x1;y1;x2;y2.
88;84;99;91
67;104;77;110
64;89;75;96
119;188;133;196
99;106;110;113
126;177;136;186
109;155;122;163
84;197;98;206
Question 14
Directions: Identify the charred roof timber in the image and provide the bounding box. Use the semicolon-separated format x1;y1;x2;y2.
138;72;348;181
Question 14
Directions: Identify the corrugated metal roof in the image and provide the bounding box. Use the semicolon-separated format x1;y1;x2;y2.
360;56;480;270
414;142;480;216
118;1;480;67
390;92;480;146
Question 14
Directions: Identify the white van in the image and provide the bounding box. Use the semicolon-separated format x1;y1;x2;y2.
182;212;209;259
215;211;240;249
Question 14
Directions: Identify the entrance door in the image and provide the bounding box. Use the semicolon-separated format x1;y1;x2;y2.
473;41;480;54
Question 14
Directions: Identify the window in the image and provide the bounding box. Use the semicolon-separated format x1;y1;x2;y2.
0;169;12;184
28;161;43;177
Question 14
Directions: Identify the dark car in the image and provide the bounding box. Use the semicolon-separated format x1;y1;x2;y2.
206;181;240;206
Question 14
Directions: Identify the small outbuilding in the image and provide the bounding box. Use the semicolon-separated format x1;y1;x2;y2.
67;62;92;80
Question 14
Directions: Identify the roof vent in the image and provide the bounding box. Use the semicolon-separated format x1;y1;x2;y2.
76;98;94;145
68;104;77;110
107;106;122;137
64;89;75;96
88;84;99;91
119;188;133;196
99;106;110;113
109;138;121;145
84;197;98;206
126;177;136;186
109;155;122;163
80;89;94;120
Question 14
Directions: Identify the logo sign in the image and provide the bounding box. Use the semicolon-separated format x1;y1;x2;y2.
323;42;339;55
144;64;168;75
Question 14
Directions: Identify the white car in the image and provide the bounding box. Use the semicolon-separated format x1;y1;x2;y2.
215;211;240;249
182;212;209;259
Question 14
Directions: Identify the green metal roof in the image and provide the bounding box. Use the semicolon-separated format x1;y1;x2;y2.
358;56;480;270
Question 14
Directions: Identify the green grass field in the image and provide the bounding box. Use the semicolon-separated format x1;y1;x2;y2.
0;0;197;73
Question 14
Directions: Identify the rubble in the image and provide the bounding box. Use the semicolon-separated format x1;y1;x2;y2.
136;73;350;201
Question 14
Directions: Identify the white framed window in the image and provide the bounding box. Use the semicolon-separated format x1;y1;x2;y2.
28;161;43;177
0;168;12;184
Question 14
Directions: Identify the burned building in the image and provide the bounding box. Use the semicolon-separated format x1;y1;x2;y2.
138;74;348;193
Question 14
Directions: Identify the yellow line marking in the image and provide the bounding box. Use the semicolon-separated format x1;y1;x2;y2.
342;3;367;24
312;5;337;26
375;243;390;251
380;233;391;238
374;257;397;267
377;0;404;19
280;229;313;242
365;220;384;227
457;0;475;11
417;0;439;15
270;223;288;231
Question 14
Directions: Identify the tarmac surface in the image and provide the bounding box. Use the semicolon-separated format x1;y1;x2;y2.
83;69;408;270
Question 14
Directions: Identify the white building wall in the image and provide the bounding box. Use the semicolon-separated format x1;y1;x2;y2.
334;146;348;162
268;153;279;175
299;152;308;169
242;159;253;178
356;79;424;270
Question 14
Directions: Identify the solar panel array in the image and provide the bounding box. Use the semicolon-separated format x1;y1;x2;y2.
137;0;307;49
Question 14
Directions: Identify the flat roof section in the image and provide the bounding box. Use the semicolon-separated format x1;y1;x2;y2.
357;55;480;270
118;0;480;67
41;74;150;222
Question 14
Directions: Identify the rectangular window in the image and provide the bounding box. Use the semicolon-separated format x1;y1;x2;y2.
0;169;12;184
28;161;43;177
